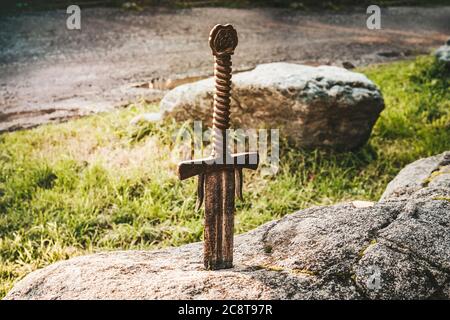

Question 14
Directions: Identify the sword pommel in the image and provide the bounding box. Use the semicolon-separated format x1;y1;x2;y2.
209;24;238;56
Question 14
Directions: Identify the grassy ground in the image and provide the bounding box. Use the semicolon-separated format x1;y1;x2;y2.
0;55;449;297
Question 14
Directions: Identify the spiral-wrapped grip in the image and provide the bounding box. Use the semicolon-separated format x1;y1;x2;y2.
208;24;237;158
212;54;232;157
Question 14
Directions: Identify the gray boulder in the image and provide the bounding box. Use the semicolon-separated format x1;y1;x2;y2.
381;152;450;201
435;40;450;66
160;63;384;151
4;151;450;300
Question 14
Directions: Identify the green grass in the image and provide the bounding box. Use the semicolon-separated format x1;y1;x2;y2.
0;55;449;297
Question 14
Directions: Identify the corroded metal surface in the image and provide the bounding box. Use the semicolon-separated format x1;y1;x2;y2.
177;24;258;270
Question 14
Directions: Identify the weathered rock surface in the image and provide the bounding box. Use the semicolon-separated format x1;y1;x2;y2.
5;151;450;300
160;63;384;150
380;152;450;201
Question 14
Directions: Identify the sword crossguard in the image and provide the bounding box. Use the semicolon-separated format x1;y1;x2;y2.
178;152;259;210
178;152;259;180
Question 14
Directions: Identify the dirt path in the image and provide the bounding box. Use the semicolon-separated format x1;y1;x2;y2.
0;6;449;131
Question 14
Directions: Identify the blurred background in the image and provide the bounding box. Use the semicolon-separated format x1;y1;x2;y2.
2;0;449;12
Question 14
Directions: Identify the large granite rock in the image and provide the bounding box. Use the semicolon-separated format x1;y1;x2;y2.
5;151;449;300
160;63;384;151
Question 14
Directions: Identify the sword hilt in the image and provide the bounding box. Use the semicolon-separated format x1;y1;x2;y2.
177;24;257;211
209;24;238;158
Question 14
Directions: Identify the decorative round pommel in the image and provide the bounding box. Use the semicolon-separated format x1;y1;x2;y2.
209;24;238;56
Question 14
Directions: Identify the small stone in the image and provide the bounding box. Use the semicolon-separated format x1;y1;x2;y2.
129;112;162;125
342;61;355;69
434;44;450;66
351;200;375;208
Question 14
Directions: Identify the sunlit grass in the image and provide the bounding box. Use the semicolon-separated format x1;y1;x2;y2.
1;55;449;297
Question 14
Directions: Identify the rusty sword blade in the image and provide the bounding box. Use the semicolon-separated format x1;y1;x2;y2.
204;169;235;269
177;24;258;270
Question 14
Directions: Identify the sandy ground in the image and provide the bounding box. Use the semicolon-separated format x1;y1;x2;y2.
0;6;449;131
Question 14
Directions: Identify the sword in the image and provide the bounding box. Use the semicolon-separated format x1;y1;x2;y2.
178;24;259;270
